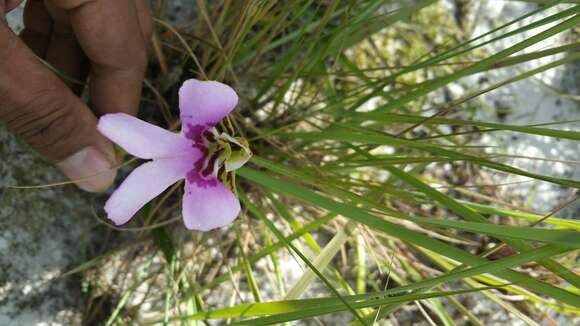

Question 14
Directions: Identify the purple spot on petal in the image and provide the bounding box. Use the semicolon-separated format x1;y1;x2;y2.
183;121;222;188
184;123;206;143
184;122;216;142
190;145;206;171
186;169;219;188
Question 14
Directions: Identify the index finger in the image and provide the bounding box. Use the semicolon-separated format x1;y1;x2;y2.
48;0;148;116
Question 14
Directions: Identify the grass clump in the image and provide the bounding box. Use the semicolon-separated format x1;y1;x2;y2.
73;1;580;325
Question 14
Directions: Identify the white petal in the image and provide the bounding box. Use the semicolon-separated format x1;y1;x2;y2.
98;113;193;159
179;79;238;136
182;176;240;231
104;157;194;225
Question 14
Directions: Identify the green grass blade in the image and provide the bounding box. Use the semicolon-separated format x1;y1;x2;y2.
238;166;580;307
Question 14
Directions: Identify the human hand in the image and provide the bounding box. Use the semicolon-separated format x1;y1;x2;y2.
0;0;151;191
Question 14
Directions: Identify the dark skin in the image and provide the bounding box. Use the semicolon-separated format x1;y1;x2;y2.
0;0;151;191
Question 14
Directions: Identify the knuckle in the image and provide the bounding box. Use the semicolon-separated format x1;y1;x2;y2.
6;90;82;154
119;47;148;77
95;42;148;76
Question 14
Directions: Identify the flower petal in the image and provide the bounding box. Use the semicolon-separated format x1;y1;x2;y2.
98;113;194;159
179;79;238;135
182;177;241;231
105;157;196;225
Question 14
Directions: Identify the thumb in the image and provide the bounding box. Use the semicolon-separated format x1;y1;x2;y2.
0;19;116;192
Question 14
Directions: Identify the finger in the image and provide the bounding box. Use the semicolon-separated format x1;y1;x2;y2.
49;0;148;117
0;21;116;192
43;4;88;94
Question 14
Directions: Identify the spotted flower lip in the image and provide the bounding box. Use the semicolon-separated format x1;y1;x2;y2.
97;79;249;231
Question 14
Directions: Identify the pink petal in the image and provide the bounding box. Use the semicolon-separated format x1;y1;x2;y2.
105;157;196;225
179;79;238;137
98;113;194;159
182;177;241;231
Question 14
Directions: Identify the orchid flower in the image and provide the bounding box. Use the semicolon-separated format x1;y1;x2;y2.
96;79;251;231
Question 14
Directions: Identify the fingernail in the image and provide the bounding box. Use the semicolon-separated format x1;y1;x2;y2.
57;147;117;192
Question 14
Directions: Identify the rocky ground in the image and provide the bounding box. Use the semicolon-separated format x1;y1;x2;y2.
1;4;92;325
463;1;580;218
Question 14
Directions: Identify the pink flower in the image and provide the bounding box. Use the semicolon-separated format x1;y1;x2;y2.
97;79;250;231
